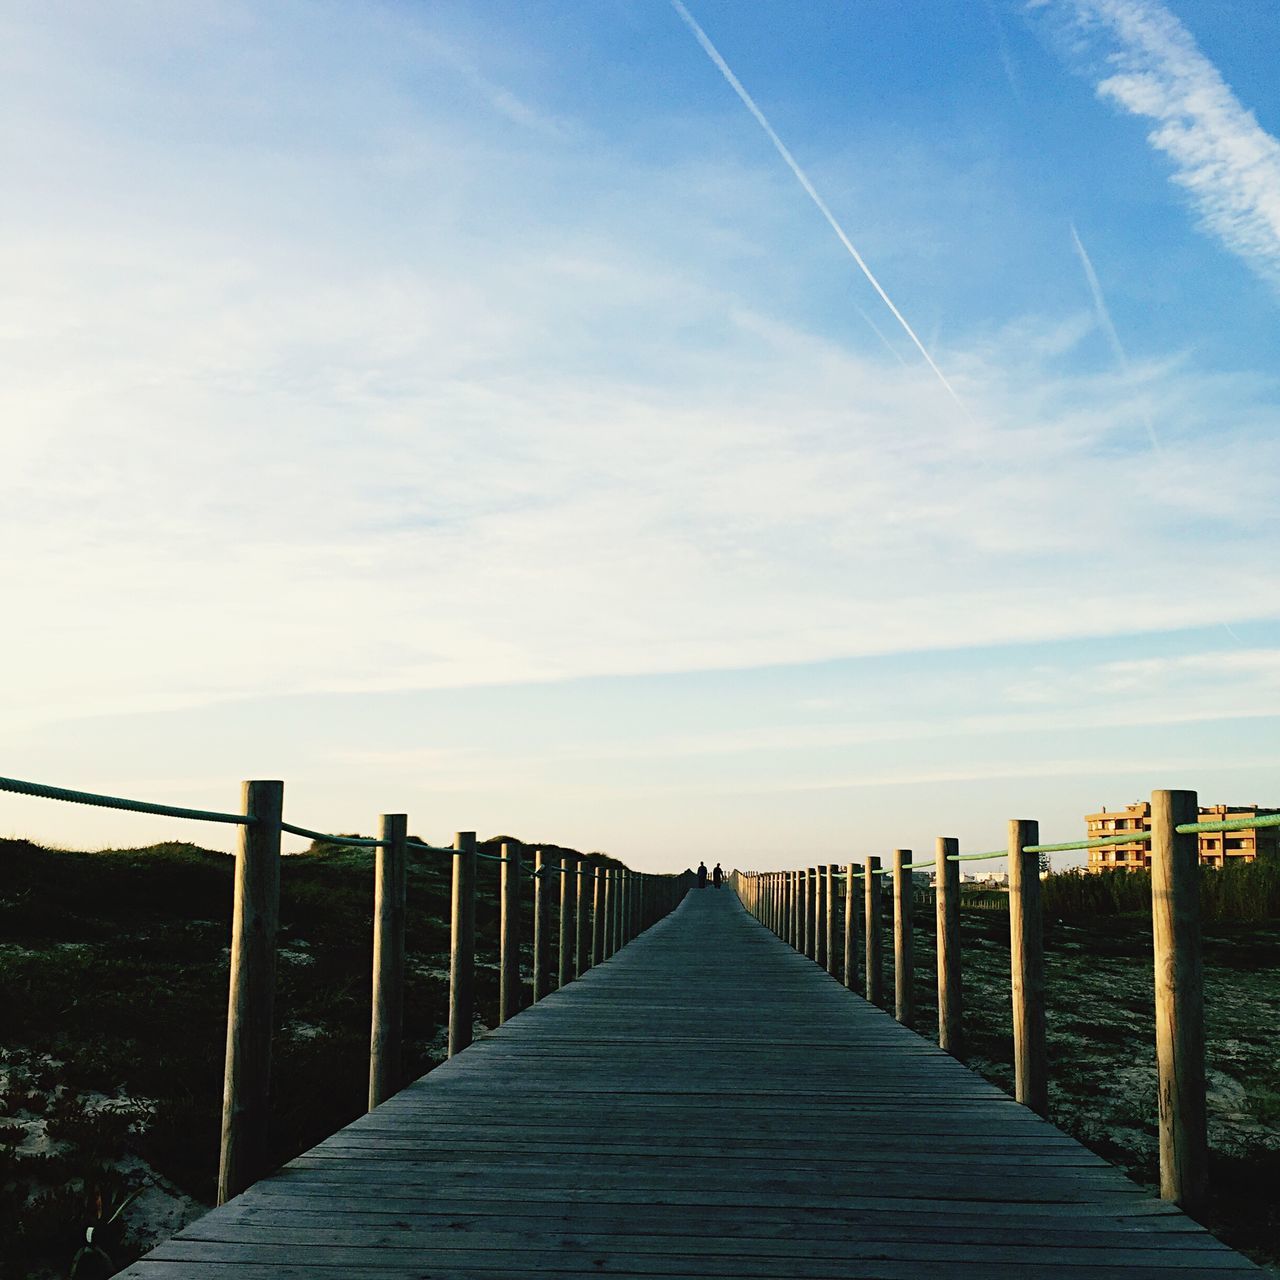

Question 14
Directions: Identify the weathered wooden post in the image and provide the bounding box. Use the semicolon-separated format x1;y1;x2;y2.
218;779;282;1205
624;870;633;943
783;871;792;943
533;850;553;1000
577;857;594;976
617;868;627;951
612;869;622;950
369;812;407;1110
798;868;808;954
592;863;606;966
936;836;963;1057
864;855;883;1005
825;864;838;977
1151;789;1208;1213
603;868;616;957
790;870;800;948
559;853;577;988
448;831;477;1056
892;848;913;1028
844;863;859;990
499;842;522;1023
1008;819;1047;1117
806;867;818;961
815;865;828;970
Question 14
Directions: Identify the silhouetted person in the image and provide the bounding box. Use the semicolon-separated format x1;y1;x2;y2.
697;861;708;889
713;862;723;888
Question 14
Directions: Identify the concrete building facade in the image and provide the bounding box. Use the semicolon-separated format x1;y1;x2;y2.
1084;802;1280;871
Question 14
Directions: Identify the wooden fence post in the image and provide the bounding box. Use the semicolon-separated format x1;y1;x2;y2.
865;855;883;1005
614;870;625;949
577;857;594;976
797;869;807;954
844;863;859;991
1009;819;1048;1117
592;864;606;966
815;865;828;970
369;812;407;1110
806;867;818;960
790;870;800;949
217;778;282;1205
559;853;577;988
1151;789;1208;1213
533;850;553;1000
936;836;963;1057
892;848;913;1028
448;831;477;1056
603;868;616;957
825;864;838;977
619;871;629;947
499;842;522;1023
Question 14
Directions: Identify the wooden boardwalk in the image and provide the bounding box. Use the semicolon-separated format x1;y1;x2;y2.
121;888;1258;1278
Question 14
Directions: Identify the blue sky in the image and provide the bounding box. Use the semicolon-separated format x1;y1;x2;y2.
2;0;1278;870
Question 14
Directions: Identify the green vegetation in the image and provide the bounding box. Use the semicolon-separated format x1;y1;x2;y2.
4;840;1277;1275
1042;860;1280;923
0;833;592;1279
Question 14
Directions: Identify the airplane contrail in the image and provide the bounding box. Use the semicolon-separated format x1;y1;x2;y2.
1069;222;1162;454
670;0;965;411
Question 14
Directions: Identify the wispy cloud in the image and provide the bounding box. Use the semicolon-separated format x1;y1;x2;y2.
1054;0;1280;286
984;0;1026;104
3;0;1279;740
1068;221;1161;451
670;1;966;409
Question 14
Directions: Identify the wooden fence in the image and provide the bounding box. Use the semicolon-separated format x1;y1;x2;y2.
0;774;693;1205
730;788;1211;1217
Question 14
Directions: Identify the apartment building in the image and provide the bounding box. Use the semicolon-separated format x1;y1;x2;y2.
1084;802;1280;871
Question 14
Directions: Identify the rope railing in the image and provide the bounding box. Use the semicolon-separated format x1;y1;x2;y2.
829;829;1154;877
404;837;461;855
1180;812;1280;834
280;822;385;848
1;769;695;1205
0;773;250;826
728;786;1267;1220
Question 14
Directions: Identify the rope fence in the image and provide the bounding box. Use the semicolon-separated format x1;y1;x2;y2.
0;774;251;826
0;770;694;1204
728;785;1278;1222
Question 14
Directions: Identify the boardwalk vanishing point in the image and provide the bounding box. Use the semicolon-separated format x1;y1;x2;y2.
121;887;1258;1279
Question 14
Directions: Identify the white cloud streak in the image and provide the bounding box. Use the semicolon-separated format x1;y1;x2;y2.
669;0;966;409
1068;221;1161;452
2;1;1279;737
1061;0;1280;286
